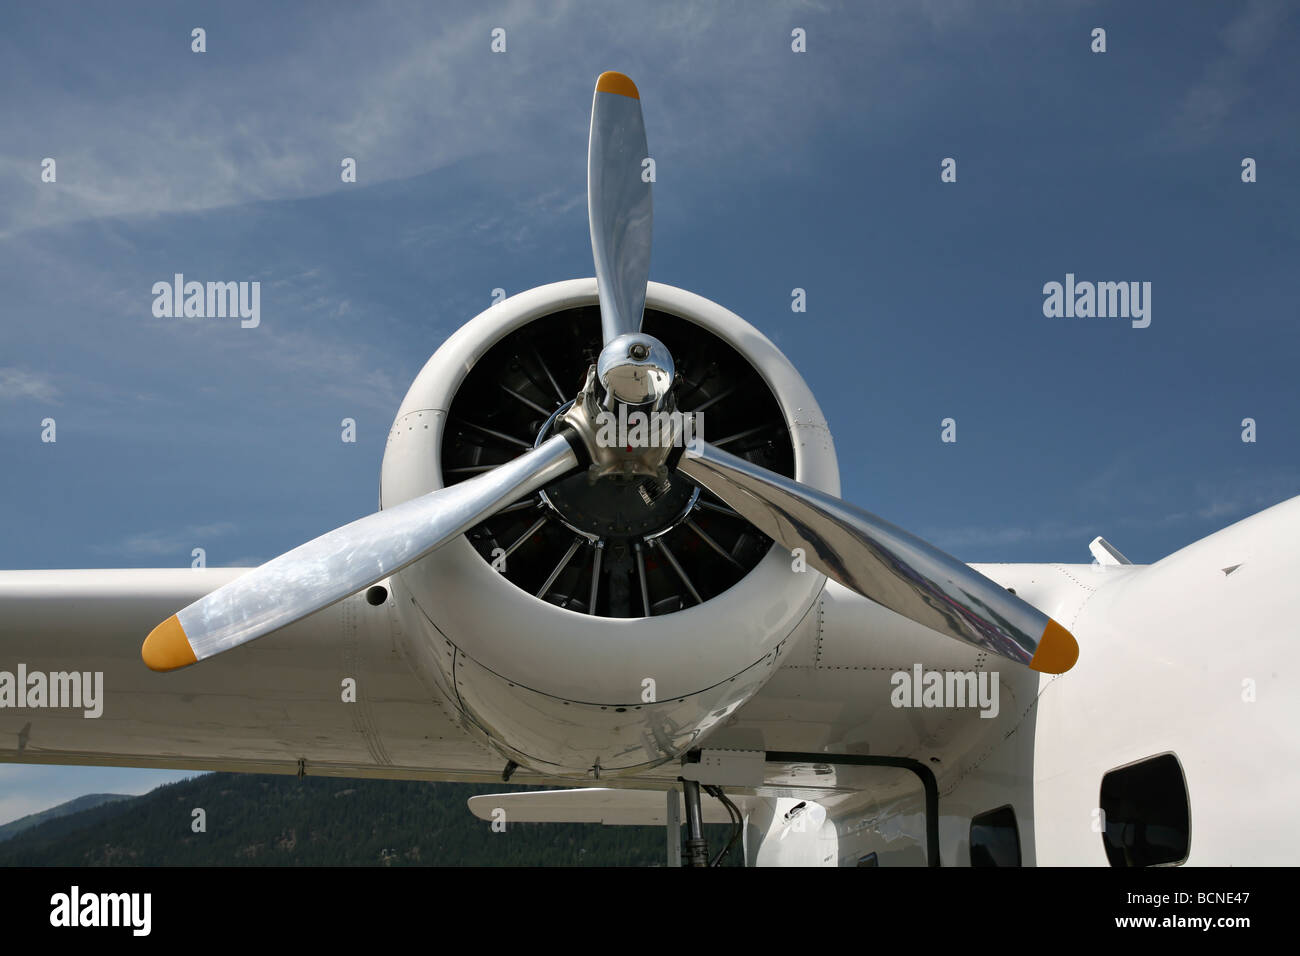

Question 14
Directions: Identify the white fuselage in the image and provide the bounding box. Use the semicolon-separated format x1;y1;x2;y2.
728;496;1300;865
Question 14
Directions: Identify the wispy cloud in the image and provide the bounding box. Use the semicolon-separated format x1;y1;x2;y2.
1180;470;1300;524
1166;0;1293;144
0;4;616;236
150;317;408;415
924;519;1099;554
97;521;237;558
0;0;979;240
0;2;555;237
927;467;1300;558
0;367;59;402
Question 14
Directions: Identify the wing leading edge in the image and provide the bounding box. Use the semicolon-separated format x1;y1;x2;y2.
0;569;491;779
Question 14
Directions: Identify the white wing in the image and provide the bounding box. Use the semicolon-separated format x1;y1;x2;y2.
0;569;496;780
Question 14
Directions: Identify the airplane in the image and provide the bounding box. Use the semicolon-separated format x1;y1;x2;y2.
2;71;1296;867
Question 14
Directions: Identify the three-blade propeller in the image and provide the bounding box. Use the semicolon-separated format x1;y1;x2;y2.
143;71;1077;676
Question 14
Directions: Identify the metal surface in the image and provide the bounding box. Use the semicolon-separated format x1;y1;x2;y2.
536;395;699;542
588;76;652;345
562;366;683;481
666;788;682;867
536;537;584;598
596;332;674;407
677;440;1059;668
652;537;702;605
176;434;579;663
587;539;604;614
682;778;708;867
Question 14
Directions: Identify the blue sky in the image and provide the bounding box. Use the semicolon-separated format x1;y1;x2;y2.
1;0;1297;822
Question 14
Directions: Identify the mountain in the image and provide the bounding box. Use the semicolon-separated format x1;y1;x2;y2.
0;773;741;866
0;793;133;843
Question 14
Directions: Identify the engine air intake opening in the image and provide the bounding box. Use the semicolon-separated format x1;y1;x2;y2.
442;305;794;618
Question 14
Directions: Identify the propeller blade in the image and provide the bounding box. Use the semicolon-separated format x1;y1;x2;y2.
676;443;1079;673
142;434;580;672
588;71;653;346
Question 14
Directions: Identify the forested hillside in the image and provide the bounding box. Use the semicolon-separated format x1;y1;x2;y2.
0;773;740;866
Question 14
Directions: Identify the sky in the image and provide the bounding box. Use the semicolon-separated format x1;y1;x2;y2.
1;0;1297;823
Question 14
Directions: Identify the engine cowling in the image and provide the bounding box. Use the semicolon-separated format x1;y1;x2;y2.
380;278;839;777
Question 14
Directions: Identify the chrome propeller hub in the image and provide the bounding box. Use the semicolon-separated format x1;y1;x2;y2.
596;332;675;408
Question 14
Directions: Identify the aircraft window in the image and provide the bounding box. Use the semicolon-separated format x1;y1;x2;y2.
969;805;1021;866
1099;753;1190;866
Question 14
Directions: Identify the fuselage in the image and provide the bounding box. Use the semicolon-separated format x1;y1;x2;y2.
728;496;1300;865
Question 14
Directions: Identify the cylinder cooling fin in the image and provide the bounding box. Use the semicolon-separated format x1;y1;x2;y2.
441;305;795;618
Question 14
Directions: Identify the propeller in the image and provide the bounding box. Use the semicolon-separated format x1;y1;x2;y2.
142;434;579;671
588;71;653;347
676;442;1078;673
143;70;1077;677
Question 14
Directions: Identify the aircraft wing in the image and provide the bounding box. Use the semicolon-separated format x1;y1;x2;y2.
0;569;507;782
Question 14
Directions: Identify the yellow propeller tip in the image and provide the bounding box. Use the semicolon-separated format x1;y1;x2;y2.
142;614;198;672
596;71;639;99
1029;618;1079;674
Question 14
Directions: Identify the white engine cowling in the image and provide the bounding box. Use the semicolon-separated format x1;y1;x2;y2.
380;279;839;777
